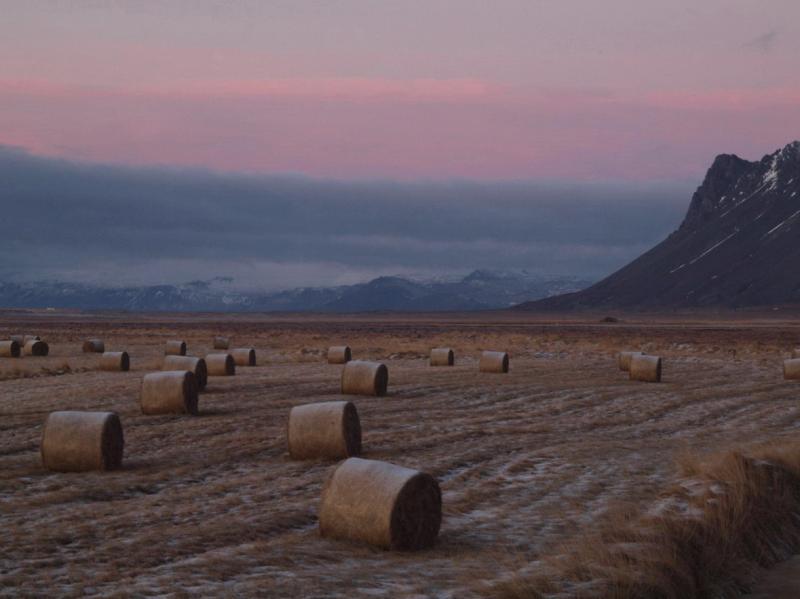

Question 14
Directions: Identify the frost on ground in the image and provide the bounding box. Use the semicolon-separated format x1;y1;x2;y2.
1;313;800;597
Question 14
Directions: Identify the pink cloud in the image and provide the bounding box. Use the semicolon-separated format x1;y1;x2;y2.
156;77;497;100
0;79;798;180
642;88;800;110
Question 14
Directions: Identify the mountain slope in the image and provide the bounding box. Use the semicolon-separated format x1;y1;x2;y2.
520;141;800;310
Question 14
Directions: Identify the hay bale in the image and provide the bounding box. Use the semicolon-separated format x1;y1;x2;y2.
783;358;800;380
430;348;454;366
206;353;236;376
319;457;441;550
288;401;361;460
10;335;25;344
140;371;199;415
0;340;21;358
165;340;187;356
213;336;230;350
163;355;208;390
618;351;644;372
82;338;105;353
341;360;388;396
328;345;352;364
41;411;124;472
231;348;256;366
100;351;129;372
630;354;662;382
24;339;49;356
23;335;40;344
480;351;509;373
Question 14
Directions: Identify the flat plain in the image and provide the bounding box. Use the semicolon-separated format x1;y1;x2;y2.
2;310;800;598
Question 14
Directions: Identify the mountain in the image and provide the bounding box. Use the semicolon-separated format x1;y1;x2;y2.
0;270;591;313
519;141;800;310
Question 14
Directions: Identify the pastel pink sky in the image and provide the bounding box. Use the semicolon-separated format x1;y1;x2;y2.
1;0;799;180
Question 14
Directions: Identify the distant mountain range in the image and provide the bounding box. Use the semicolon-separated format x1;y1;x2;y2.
0;270;591;312
522;141;800;310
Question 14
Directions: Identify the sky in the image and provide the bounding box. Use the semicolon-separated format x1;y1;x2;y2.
1;1;798;289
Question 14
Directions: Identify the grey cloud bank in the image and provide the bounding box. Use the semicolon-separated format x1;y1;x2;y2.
0;146;691;291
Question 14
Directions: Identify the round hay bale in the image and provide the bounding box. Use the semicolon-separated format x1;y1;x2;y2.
630;354;662;382
341;360;388;396
319;457;442;550
206;353;236;376
479;351;509;373
23;335;40;344
41;411;124;472
163;355;208;390
165;340;187;356
10;334;25;344
100;351;129;372
0;340;21;358
213;336;230;350
82;339;105;353
24;339;49;356
231;348;256;366
288;401;361;460
430;348;454;367
783;358;800;380
328;345;352;364
618;351;644;372
140;371;199;415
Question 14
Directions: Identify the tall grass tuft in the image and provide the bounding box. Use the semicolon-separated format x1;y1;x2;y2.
495;441;800;598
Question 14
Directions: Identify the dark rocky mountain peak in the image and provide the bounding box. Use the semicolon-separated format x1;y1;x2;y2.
520;141;800;310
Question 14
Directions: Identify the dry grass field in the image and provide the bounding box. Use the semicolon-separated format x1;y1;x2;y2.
2;310;800;598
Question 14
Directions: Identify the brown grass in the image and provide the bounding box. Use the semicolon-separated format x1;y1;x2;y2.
494;442;800;598
0;359;77;381
2;313;800;596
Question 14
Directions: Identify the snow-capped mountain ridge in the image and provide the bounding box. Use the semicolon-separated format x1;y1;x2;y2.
0;270;591;312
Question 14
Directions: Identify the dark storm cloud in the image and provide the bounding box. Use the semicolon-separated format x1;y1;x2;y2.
0;146;692;289
743;29;778;52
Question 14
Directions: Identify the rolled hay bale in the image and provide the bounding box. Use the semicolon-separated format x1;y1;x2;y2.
140;371;199;415
341;360;388;396
479;351;509;373
328;345;352;364
163;355;208;391
206;353;236;376
10;334;25;344
783;358;800;380
629;354;662;382
231;347;256;366
100;351;130;372
213;336;230;350
82;338;105;353
618;351;644;372
288;401;361;460
41;411;124;472
319;457;442;550
164;340;187;356
24;339;49;356
0;340;21;358
430;347;454;367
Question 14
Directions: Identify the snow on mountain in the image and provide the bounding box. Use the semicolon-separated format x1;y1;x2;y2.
522;141;800;310
0;270;591;312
